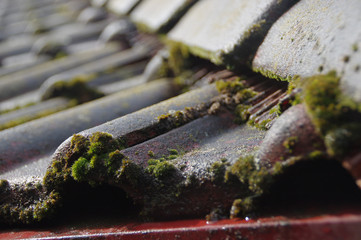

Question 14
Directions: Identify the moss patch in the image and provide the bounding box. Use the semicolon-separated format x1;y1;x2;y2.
0;102;76;131
0;181;61;225
41;75;104;103
157;106;208;129
146;149;181;181
212;78;257;124
302;71;361;157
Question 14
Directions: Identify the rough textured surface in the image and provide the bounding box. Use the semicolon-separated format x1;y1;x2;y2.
168;0;298;67
117;112;265;218
0;79;175;173
130;0;196;33
256;104;325;168
107;0;140;16
0;43;120;101
253;0;361;102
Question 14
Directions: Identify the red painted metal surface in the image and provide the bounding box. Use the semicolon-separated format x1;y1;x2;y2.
1;213;361;240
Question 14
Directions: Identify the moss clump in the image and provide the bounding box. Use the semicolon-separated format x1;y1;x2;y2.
220;155;275;218
230;197;254;219
209;159;230;183
225;155;271;195
148;161;177;180
44;132;126;191
163;40;213;78
302;71;361;157
41;75;104;103
146;149;181;181
157;106;207;129
70;132;125;185
32;191;61;222
213;78;258;124
167;41;192;76
0;182;62;225
216;78;245;94
147;150;155;158
247;118;271;131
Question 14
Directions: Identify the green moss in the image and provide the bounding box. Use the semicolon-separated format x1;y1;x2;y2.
44;132;126;191
41;75;104;103
150;161;177;180
71;157;90;181
115;159;142;187
269;105;281;116
32;191;61;222
209;160;230;183
147;150;155;158
168;149;179;155
0;106;70;131
69;132;125;185
0;180;9;192
307;150;324;160
0;102;36;115
146;149;182;181
214;78;258;124
234;105;251;123
230;197;254;219
216;78;245;94
352;43;359;52
283;136;298;153
302;71;361;157
35;41;65;58
303;71;342;134
167;41;192;76
157;106;206;129
225;155;271;195
248;118;271;131
253;67;292;82
0;182;62;225
134;22;154;33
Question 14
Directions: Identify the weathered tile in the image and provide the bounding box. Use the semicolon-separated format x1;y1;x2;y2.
107;0;141;16
252;0;361;102
0;79;176;172
39;45;152;99
0;42;121;101
130;0;197;33
168;0;298;67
